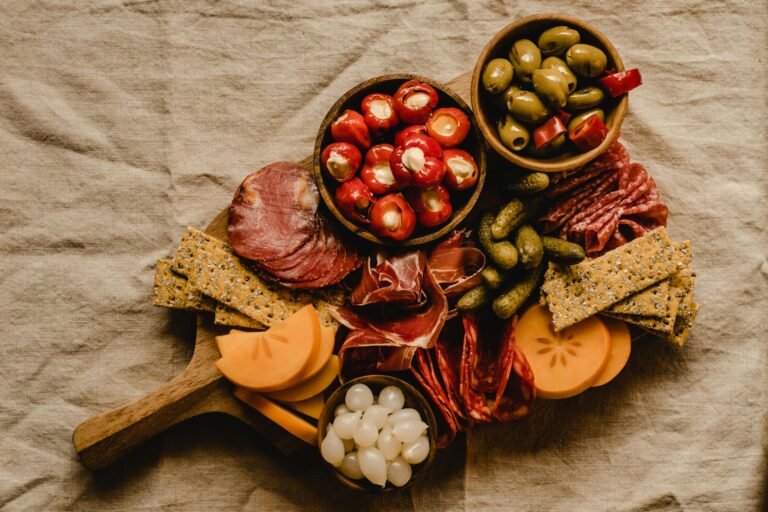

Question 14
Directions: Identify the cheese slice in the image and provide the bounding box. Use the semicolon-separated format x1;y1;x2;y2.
233;388;318;445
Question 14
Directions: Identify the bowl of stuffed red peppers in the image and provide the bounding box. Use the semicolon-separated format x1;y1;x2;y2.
313;74;486;246
471;13;642;173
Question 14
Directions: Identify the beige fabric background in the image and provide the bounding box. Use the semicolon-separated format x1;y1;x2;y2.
1;0;766;510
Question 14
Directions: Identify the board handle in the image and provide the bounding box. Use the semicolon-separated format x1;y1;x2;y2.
72;363;221;471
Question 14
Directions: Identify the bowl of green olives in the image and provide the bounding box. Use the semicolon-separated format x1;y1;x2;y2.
471;13;629;173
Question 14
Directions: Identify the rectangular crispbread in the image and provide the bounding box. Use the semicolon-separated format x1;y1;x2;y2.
214;304;265;330
152;258;216;312
171;227;338;329
541;228;691;331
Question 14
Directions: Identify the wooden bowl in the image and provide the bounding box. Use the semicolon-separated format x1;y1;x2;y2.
471;13;628;173
313;74;486;246
317;375;438;492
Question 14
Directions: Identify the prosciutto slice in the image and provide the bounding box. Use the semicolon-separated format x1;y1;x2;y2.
331;251;448;349
338;330;417;380
428;246;485;299
350;252;425;306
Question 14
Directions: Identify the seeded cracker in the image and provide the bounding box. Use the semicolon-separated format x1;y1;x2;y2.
214;304;265;330
172;227;338;328
541;227;690;331
605;279;671;318
152;258;216;312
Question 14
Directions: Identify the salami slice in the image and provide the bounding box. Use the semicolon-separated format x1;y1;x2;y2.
459;314;493;422
538;143;668;255
228;162;318;261
491;318;535;421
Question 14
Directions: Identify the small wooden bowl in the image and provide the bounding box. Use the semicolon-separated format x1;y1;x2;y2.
471;13;628;173
317;375;438;492
313;74;486;246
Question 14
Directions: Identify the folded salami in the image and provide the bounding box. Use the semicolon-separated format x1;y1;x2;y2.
539;142;669;256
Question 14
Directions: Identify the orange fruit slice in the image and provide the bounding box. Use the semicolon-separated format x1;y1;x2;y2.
516;304;611;399
591;317;631;387
265;355;340;402
301;326;336;381
215;305;320;392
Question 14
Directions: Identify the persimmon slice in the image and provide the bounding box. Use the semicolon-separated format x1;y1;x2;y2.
301;326;336;381
215;305;320;392
516;304;611;399
265;355;340;402
591;317;631;387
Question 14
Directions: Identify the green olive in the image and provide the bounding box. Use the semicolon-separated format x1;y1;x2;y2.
541;57;577;94
567;108;605;135
482;58;514;94
566;86;606;110
506;90;550;124
565;44;607;77
497;114;530;152
528;133;567;157
537;26;581;56
508;39;542;84
532;69;570;108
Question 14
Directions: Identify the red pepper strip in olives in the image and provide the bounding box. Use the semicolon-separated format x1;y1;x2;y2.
390;133;445;189
442;148;479;191
360;144;400;194
335;178;375;224
568;115;608;152
393;80;439;124
599;68;643;97
321;142;362;182
406;185;453;228
369;193;417;241
331;109;371;149
361;93;399;135
533;116;567;149
426;107;470;147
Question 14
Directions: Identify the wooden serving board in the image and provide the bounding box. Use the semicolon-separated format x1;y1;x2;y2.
72;71;473;471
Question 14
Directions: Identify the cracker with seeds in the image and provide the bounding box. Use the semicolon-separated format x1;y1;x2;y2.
152;258;216;312
541;228;691;331
214;304;265;330
605;279;671;318
172;227;338;328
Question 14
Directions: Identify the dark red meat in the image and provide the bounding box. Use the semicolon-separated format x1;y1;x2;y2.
228;162;318;261
538;142;669;256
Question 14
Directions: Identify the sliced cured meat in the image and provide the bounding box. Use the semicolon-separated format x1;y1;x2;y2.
459;314;492;422
229;162;319;261
428;246;486;299
331;251;448;349
433;321;466;420
538;142;668;256
338;330;417;380
491;318;535;421
350;252;425;306
411;349;460;447
257;227;321;273
280;223;338;283
546;141;629;198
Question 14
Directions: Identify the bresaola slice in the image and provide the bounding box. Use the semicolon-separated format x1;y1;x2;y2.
229;162;318;261
228;162;362;289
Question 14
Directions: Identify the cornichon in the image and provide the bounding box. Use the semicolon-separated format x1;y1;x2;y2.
481;266;511;290
492;264;543;319
479;212;519;270
513;224;544;269
490;195;545;240
457;285;490;312
541;236;586;263
505;172;550;195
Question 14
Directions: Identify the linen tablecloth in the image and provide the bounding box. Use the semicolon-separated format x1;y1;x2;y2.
1;0;765;510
